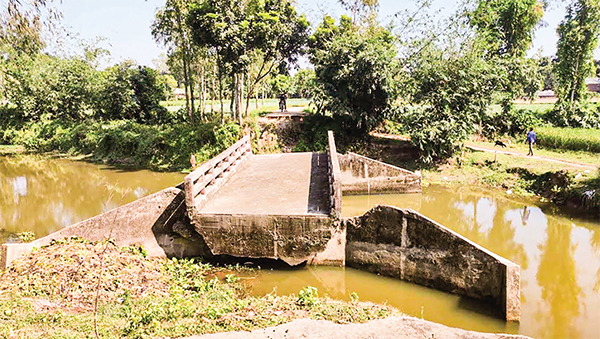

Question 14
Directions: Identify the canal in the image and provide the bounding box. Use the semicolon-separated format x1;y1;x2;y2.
1;155;598;339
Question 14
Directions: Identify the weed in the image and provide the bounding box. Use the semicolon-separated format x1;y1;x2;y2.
16;232;35;243
297;286;319;307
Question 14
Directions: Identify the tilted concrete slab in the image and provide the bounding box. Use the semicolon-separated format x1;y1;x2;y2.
199;152;330;216
1;187;212;269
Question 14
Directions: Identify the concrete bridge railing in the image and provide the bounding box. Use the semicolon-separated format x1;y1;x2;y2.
327;131;342;218
338;152;422;194
184;135;252;214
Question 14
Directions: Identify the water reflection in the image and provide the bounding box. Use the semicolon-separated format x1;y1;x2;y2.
0;155;184;242
341;186;600;339
12;176;27;199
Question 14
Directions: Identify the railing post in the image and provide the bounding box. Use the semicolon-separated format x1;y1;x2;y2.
327;130;342;218
184;176;195;208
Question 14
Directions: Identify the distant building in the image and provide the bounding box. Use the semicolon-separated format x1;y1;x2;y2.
586;78;600;93
173;88;186;100
537;90;555;98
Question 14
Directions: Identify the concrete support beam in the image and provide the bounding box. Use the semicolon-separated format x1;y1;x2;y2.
194;214;344;266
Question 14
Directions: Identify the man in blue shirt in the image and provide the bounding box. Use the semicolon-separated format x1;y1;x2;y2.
526;127;536;156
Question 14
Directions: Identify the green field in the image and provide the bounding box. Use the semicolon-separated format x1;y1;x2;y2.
537;126;600;153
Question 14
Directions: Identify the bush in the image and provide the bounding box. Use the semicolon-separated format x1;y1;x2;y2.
545;101;600;128
481;107;544;137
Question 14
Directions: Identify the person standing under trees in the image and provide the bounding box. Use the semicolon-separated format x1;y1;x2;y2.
278;92;287;112
526;127;537;156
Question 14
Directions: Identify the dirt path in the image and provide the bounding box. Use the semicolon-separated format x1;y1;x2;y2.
183;316;531;339
263;106;308;118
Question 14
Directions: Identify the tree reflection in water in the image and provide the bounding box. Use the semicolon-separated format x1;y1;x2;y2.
0;155;184;243
536;220;581;339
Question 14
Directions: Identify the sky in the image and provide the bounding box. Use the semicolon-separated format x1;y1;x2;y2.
54;0;600;68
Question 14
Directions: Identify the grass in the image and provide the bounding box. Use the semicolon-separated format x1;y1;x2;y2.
0;238;397;338
468;139;600;166
0;145;24;155
536;126;600;153
418;148;599;212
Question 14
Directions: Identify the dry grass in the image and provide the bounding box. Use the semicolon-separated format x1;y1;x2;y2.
0;238;168;310
0;238;398;338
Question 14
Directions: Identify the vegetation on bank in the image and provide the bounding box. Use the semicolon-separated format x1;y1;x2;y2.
0;238;397;338
0;119;243;171
417;148;600;214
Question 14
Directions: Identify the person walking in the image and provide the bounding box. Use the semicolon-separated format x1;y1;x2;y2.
526;127;536;156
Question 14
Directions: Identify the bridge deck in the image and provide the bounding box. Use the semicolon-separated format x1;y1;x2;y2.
198;152;330;216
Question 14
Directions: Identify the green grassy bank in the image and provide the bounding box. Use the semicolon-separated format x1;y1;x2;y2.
1;119;243;171
419;148;600;214
0;238;396;339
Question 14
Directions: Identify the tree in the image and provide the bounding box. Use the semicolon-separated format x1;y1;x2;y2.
467;0;544;112
5;54;98;121
0;0;55;55
310;17;399;135
403;45;503;163
97;63;168;123
292;69;316;98
188;0;246;124
538;56;558;91
188;0;309;124
467;0;546;58
552;0;600;126
152;0;197;123
338;0;379;25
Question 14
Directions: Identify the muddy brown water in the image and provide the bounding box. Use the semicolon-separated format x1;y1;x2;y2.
0;155;184;242
252;188;600;339
1;155;599;339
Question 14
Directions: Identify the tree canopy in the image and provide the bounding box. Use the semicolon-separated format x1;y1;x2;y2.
309;16;399;135
467;0;546;58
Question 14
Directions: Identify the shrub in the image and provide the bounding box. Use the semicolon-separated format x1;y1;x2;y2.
545;101;600;128
481;107;543;137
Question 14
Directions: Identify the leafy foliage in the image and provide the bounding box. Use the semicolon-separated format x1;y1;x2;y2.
402;46;502;163
467;0;546;58
481;107;543;137
309;17;399;136
4;55;169;125
4;119;241;171
4;54;99;121
98;63;169;123
552;0;600;126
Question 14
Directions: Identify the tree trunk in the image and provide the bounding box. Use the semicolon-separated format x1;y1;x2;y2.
201;64;206;121
188;60;195;122
181;58;191;122
230;75;235;121
237;73;244;123
173;0;193;124
217;57;224;125
211;63;216;115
